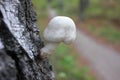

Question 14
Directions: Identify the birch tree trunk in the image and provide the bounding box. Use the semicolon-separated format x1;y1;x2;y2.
0;0;54;80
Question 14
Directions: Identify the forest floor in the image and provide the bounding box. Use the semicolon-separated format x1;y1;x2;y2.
74;18;120;80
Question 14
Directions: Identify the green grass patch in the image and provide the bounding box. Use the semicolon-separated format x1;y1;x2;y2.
89;24;120;44
50;44;95;80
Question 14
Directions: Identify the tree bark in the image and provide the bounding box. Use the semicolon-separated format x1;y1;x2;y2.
0;0;54;80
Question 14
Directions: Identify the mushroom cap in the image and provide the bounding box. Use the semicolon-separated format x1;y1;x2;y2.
43;16;76;44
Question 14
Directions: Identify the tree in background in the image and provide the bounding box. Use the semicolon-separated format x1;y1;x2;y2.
57;0;64;11
47;0;53;7
79;0;89;21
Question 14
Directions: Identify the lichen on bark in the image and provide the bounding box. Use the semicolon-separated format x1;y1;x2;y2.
0;0;54;80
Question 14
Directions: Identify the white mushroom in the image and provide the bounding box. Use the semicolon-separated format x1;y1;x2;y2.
40;16;76;58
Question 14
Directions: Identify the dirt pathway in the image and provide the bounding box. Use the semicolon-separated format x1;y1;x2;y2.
74;30;120;80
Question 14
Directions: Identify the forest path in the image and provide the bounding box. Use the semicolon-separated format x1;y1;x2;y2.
74;30;120;80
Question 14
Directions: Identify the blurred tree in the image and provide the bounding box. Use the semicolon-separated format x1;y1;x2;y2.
57;0;64;11
47;0;52;2
47;0;53;4
47;0;53;7
79;0;89;21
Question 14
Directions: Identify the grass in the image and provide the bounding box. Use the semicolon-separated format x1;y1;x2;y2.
50;44;95;80
88;23;120;44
